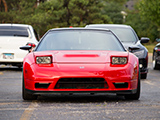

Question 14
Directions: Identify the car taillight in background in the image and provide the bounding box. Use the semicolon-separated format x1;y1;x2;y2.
26;43;36;47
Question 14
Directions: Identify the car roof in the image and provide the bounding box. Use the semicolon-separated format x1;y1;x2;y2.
50;27;111;32
86;24;132;29
0;23;31;27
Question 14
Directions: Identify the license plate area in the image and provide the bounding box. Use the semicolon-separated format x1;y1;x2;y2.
3;53;14;59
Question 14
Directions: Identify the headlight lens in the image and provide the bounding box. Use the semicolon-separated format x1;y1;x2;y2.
133;50;144;57
111;57;127;65
36;56;52;64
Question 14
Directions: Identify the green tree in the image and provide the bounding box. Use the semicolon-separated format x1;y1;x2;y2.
32;0;68;36
33;0;112;36
0;0;128;37
0;0;36;23
0;0;8;12
138;0;160;37
102;1;124;24
126;10;158;42
125;1;159;42
105;0;127;4
68;0;112;26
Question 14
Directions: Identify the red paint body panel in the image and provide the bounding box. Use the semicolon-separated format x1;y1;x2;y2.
23;50;139;93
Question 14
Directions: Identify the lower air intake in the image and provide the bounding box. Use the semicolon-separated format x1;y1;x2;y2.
113;82;128;88
35;83;50;89
54;78;108;89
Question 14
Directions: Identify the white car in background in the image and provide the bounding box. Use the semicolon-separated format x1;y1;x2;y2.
0;24;38;68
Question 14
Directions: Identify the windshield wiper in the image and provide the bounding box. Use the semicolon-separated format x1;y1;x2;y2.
121;41;135;43
13;34;28;37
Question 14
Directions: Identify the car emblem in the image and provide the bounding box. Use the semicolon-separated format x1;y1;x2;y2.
79;66;85;69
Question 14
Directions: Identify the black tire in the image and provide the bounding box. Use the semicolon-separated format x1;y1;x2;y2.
22;76;37;100
141;73;147;79
153;58;160;70
125;72;140;100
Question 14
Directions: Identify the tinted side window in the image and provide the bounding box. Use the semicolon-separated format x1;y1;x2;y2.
0;26;29;37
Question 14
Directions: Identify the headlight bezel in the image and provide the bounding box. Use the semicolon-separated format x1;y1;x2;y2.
111;56;128;65
36;56;52;64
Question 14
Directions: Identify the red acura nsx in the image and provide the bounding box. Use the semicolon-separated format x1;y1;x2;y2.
20;28;140;100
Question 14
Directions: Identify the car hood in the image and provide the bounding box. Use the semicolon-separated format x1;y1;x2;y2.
34;51;129;64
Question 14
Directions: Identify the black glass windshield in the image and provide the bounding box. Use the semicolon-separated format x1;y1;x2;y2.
87;26;137;42
0;26;29;37
36;30;125;51
105;27;137;42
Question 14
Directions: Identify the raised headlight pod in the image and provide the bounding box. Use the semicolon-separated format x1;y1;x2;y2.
111;57;127;65
36;56;52;64
133;50;144;58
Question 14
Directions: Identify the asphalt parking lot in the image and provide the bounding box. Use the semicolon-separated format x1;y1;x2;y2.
0;53;160;120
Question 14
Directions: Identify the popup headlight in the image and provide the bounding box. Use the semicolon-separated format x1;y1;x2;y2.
36;56;52;64
133;50;144;58
111;57;127;65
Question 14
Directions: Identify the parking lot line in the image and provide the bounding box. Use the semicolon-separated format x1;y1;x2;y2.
20;101;38;120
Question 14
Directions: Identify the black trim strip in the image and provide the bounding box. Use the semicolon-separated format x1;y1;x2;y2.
25;89;137;95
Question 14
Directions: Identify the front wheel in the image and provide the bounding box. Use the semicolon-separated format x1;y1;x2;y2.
125;72;140;100
141;73;147;79
153;57;160;70
22;77;37;100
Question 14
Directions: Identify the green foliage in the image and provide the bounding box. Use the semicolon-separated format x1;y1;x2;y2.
125;10;159;42
125;1;159;42
138;0;160;36
0;0;159;40
102;1;124;24
105;0;127;4
0;0;36;23
67;0;112;26
32;0;112;35
0;0;121;36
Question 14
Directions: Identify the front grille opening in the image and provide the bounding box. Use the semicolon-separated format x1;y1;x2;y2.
54;78;108;89
35;83;51;89
113;82;128;88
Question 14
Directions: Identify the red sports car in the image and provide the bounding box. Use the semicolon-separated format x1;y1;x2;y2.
20;28;140;100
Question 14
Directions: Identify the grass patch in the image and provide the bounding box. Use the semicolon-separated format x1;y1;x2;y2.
143;43;156;53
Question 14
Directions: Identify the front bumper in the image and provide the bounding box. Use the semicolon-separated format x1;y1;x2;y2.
24;63;139;94
140;67;148;74
139;58;148;74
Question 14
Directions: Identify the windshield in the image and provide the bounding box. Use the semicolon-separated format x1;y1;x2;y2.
106;27;137;42
87;26;138;42
36;30;125;51
0;26;29;37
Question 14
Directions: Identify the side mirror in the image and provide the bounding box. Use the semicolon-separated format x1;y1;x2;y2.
20;45;32;52
140;37;150;43
156;38;160;42
20;43;36;52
